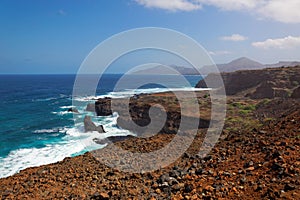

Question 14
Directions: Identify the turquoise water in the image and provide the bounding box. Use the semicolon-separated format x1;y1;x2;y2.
0;74;202;177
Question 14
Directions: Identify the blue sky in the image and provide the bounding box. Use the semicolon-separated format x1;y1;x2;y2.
1;0;300;74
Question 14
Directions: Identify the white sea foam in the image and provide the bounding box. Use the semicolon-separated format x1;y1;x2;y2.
0;127;109;178
73;87;210;102
1;87;205;178
51;111;73;115
0;111;134;178
0;141;88;178
60;105;75;109
33;97;58;102
33;129;62;134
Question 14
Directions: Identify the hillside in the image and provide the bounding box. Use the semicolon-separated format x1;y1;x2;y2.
196;66;300;99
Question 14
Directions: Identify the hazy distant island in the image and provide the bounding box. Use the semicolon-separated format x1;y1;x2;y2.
135;57;300;75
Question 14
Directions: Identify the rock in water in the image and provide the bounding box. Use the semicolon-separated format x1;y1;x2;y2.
84;116;105;133
95;97;112;116
68;108;79;113
86;103;96;112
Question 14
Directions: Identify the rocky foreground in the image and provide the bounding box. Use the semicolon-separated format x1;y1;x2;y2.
1;67;300;199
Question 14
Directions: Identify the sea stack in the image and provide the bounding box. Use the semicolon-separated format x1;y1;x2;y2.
84;116;105;133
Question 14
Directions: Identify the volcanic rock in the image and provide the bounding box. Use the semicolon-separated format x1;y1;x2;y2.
95;97;112;116
68;108;79;113
84;116;105;133
291;86;300;98
250;81;275;99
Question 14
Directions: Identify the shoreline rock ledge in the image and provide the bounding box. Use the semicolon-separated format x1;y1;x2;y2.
95;97;112;116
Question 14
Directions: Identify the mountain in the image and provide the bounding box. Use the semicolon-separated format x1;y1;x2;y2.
200;57;265;74
133;57;300;75
218;57;265;72
132;65;198;75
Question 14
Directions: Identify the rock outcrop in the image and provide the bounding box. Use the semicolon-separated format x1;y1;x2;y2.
197;66;300;99
67;108;79;113
95;97;112;116
1;98;300;200
84;116;105;133
248;81;275;99
291;86;300;98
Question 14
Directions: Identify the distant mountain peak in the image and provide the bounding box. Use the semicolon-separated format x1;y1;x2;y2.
228;57;264;66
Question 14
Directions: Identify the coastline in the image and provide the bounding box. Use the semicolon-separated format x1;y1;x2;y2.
1;66;300;199
1;95;299;199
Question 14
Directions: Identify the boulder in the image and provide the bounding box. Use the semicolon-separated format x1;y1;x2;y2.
250;81;275;99
291;86;300;98
68;108;79;113
95;97;112;116
84;116;105;133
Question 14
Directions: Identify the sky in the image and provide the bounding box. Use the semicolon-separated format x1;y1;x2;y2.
1;0;300;74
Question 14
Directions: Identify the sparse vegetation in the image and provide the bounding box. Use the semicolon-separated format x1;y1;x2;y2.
292;80;299;86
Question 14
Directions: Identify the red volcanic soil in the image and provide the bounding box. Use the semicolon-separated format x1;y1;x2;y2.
1;96;299;200
1;66;300;199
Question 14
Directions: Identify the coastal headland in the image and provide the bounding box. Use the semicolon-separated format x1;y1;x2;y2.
1;66;299;199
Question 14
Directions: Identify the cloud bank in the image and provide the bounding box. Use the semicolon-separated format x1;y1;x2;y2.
135;0;300;23
134;0;201;12
252;36;300;49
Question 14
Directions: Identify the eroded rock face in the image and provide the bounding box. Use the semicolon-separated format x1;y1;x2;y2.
249;81;275;99
95;97;112;116
196;66;300;99
84;116;105;133
196;70;270;95
291;87;300;98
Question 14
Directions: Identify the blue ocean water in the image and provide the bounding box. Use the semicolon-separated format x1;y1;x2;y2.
0;74;202;178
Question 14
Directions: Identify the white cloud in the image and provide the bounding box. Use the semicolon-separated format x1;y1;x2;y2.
196;0;258;10
135;0;300;23
134;0;201;12
252;36;300;49
257;0;300;24
197;0;300;23
209;50;232;56
220;34;248;41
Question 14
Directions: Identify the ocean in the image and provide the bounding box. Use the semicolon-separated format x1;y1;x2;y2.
0;74;202;178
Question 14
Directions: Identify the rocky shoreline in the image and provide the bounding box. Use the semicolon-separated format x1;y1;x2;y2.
1;66;300;199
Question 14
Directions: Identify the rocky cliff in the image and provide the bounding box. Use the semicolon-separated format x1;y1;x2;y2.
93;92;211;136
196;66;300;99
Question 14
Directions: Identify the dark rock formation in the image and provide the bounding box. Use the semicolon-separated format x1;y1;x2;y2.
95;97;112;116
197;66;300;99
249;81;275;99
196;70;270;95
86;103;95;112
68;108;79;113
291;86;300;98
84;116;105;133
